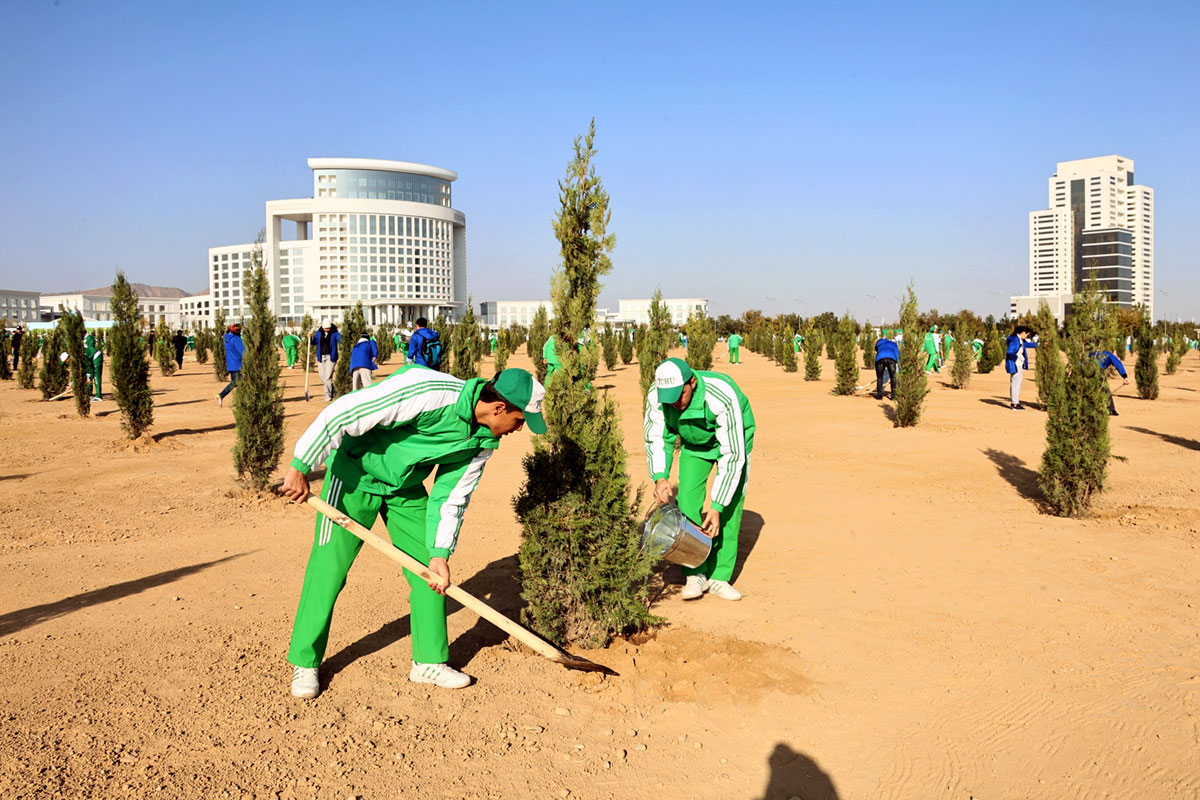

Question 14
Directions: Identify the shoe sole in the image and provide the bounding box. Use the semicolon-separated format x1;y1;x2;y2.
291;685;319;699
409;676;471;689
680;592;704;600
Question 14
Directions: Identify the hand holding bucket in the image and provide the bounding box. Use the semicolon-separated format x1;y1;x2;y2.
641;502;713;569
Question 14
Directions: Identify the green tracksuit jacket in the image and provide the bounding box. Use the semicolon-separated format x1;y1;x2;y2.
543;335;562;378
644;372;755;582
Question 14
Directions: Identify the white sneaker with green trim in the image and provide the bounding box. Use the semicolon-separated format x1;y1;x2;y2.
680;574;708;600
291;665;320;699
409;662;472;689
705;580;742;601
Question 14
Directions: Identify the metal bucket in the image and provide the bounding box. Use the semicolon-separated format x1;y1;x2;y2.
641;502;711;568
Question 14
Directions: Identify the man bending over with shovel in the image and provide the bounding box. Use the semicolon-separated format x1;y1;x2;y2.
278;365;546;699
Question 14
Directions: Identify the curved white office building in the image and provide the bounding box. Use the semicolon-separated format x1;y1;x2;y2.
210;157;467;327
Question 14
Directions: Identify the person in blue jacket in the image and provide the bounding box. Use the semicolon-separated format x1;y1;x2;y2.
1090;350;1129;415
312;320;341;401
217;322;245;407
407;317;441;368
1005;325;1033;410
349;331;379;391
873;335;900;400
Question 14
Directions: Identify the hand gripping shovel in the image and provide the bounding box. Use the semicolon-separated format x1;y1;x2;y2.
298;492;618;676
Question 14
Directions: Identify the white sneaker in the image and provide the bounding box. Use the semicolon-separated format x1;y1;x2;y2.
291;665;319;699
409;662;471;689
705;580;742;601
680;575;708;600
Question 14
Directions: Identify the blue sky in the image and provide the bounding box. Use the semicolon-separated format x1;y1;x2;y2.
2;0;1197;321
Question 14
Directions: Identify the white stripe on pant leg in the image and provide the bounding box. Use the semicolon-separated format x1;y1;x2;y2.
320;476;342;546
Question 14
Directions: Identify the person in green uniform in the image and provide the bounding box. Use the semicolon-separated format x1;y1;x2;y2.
84;332;103;401
543;334;562;380
281;332;302;369
726;332;743;364
279;366;547;699
922;325;941;373
489;332;498;354
971;337;984;360
644;358;754;602
792;333;803;353
186;333;195;351
942;329;955;368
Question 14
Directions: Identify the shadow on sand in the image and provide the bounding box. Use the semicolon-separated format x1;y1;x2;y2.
1124;425;1200;452
759;743;839;799
981;448;1043;503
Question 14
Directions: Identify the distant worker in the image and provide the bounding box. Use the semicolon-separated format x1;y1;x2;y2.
874;334;899;400
350;331;378;391
923;325;942;373
489;332;498;354
1090;350;1129;416
942;328;956;365
217;323;245;407
173;329;187;370
971;337;984;361
726;332;743;364
543;334;562;380
84;331;103;401
407;317;442;370
1004;325;1033;410
11;325;23;372
281;332;302;369
312;320;341;401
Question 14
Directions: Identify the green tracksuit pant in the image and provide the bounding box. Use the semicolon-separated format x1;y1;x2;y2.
284;346;298;368
288;464;448;668
728;346;740;364
675;449;748;583
90;355;103;400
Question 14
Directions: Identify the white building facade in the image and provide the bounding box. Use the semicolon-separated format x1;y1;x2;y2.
210;158;467;328
180;290;213;329
479;300;555;329
618;298;709;327
480;298;709;330
1012;155;1154;322
0;290;42;324
41;284;186;327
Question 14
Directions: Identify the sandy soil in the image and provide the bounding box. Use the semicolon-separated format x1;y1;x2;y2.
1;344;1197;800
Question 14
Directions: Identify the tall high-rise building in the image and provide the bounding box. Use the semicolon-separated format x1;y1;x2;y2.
1012;155;1154;322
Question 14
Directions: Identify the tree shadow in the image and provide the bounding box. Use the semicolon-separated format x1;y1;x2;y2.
1124;425;1200;452
0;553;248;638
879;402;896;423
759;744;840;800
155;398;209;410
981;448;1044;503
152;422;235;442
0;473;33;482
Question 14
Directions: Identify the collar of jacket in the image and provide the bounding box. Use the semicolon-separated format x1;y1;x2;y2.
678;373;708;419
456;377;501;449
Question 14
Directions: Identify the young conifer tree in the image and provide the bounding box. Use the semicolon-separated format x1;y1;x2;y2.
194;325;209;364
516;121;657;647
683;311;715;371
780;325;798;372
0;334;10;381
233;242;285;490
109;272;153;439
212;308;228;381
861;323;875;369
950;334;973;389
334;302;366;397
38;325;69;400
833;313;858;394
450;303;482;379
376;323;392;363
1034;301;1062;408
894;285;928;427
1134;316;1159;400
61;310;90;416
803;327;822;380
1164;329;1182;375
600;322;618;371
17;333;38;388
528;305;550;382
1039;281;1111;516
298;313;314;373
618;327;634;364
494;328;512;371
154;319;177;376
977;326;1003;373
638;289;672;398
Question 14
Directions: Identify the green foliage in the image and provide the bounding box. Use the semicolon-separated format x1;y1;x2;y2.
861;323;875;369
528;306;550;382
1034;301;1062;408
233;241;285;490
1039;282;1111;517
517;120;658;648
601;322;619;371
833;314;858;394
638;289;672;399
825;334;837;360
803;327;821;381
0;334;10;380
61;310;90;416
977;326;1003;374
494;328;512;371
1134;320;1159;400
194;325;210;364
951;334;973;389
109;272;154;439
618;327;634;364
212;308;228;381
451;303;483;379
38;325;68;400
298;313;315;372
894;285;928;427
376;324;392;363
780;326;797;372
17;332;37;388
153;319;177;377
684;312;715;371
1164;331;1184;375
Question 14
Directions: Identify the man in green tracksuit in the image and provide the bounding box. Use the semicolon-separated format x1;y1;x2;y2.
83;332;103;401
644;358;754;601
726;332;743;364
923;325;941;373
489;333;498;354
942;329;955;366
543;334;562;380
279;365;547;698
281;332;302;368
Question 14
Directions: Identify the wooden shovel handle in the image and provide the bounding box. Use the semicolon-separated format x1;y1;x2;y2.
303;493;570;664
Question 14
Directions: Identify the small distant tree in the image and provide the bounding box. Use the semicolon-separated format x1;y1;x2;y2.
1040;281;1111;517
109;272;154;439
1164;329;1184;375
803;327;822;381
618;328;634;364
450;302;482;379
61;310;90;416
17;333;38;388
780;326;798;372
494;328;512;371
334;302;366;397
600;322;619;371
194;325;210;364
1034;301;1062;408
861;323;875;369
0;334;10;380
376;323;393;363
233;239;285;490
977;326;1003;373
833;314;858;395
683;311;716;371
894;285;928;427
212;308;228;381
528;305;550;382
153;319;177;376
950;334;973;389
1134;319;1159;400
638;289;672;398
38;325;68;400
298;313;315;372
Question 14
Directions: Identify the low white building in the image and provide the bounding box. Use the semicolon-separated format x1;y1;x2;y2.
41;284;188;327
479;300;555;329
618;298;708;327
0;289;43;324
180;289;214;329
480;298;708;330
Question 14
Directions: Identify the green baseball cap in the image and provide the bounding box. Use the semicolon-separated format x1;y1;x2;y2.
492;368;546;434
654;357;693;403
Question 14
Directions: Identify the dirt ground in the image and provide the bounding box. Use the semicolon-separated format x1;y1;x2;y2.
1;343;1197;800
